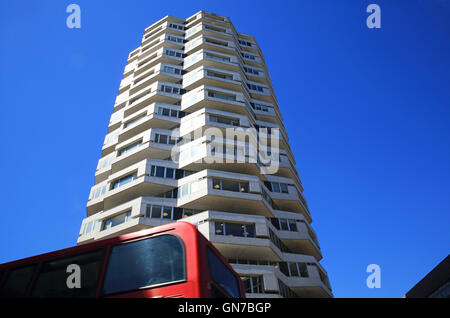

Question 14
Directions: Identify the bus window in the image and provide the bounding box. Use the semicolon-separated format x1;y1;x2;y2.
0;264;36;298
30;249;105;298
206;247;241;298
102;234;185;296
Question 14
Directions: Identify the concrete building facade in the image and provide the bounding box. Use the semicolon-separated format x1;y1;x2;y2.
77;11;332;298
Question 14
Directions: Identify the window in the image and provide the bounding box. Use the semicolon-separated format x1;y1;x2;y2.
238;40;252;47
30;249;105;298
205;53;230;63
157;107;186;118
209;115;239;127
207;91;236;101
165;49;183;58
243;66;259;75
288;220;297;232
146;205;200;220
111;173;137;190
82;220;99;235
280;219;289;231
102;211;132;230
0;265;36;298
167;35;183;43
279;262;309;278
247;83;264;92
168;23;184;31
241;52;256;60
241;276;264;294
270;218;298;232
124;114;146;129
214;222;255;238
163;65;181;75
150;165;189;179
207;248;241;298
117;141;142;156
205;38;228;47
264;181;289;194
154;133;180;145
289;263;299;277
251;103;269;112
160;84;180;94
212;179;249;193
102;235;185;295
206;71;233;81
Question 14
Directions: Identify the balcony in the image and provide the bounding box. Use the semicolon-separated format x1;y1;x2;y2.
185;11;231;31
142;21;185;47
184;34;236;56
134;47;183;78
123;81;182;115
129;63;183;96
185;22;233;41
112;128;179;173
181;85;250;116
183;65;242;91
87;159;179;216
79;196;204;244
184;49;239;73
174;170;274;218
231;263;332;298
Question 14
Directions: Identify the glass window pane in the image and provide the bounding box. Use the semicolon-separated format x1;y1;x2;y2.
225;223;244;237
207;248;240;298
298;263;308;277
150;165;156;177
252;276;263;293
215;222;224;235
245;224;255;237
280;183;289;193
155;166;165;178
30;249;105;298
280;219;289;231
102;235;185;295
221;180;239;192
159;135;168;144
288;220;297;232
239;183;248;193
213;179;221;189
0;265;36;298
289;263;299;277
175;169;184;179
162;206;172;219
270;218;280;230
173;208;183;220
151;205;162;218
162;108;170;116
279;262;289;276
272;182;280;193
241;276;252;294
165;168;174;179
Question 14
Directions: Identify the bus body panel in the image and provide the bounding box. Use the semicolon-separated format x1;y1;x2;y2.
0;222;244;298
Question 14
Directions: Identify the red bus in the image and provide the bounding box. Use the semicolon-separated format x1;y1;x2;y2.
0;221;245;298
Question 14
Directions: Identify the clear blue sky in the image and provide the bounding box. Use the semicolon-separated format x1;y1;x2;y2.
0;0;449;298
